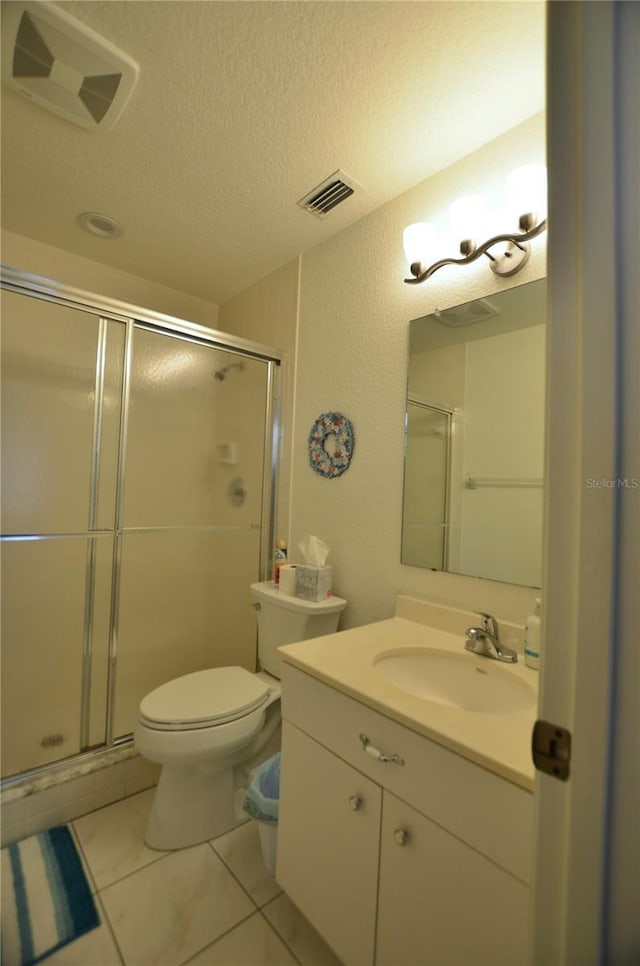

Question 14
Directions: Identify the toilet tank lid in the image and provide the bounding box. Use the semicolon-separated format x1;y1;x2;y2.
139;667;269;727
250;581;347;614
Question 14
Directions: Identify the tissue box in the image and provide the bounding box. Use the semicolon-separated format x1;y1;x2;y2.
295;566;333;601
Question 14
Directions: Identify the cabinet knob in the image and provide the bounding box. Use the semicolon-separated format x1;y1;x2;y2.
349;795;362;811
393;828;408;846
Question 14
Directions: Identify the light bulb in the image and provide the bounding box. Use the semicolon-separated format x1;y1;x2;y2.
505;164;547;225
402;222;439;272
448;196;490;248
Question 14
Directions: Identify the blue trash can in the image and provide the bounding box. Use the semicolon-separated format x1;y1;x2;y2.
243;752;280;875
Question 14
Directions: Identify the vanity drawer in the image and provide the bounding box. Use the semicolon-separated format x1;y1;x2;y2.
281;663;533;883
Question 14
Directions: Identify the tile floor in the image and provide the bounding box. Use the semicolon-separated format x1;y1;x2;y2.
13;788;342;966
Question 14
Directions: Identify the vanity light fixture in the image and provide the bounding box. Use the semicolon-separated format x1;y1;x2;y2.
403;164;547;284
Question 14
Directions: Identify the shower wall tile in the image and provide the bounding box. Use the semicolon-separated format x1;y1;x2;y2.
93;765;128;809
23;806;68;839
124;756;157;796
63;793;97;823
61;772;96;803
94;783;127;811
123;329;267;530
22;778;98;835
95;761;128;790
1;754;158;846
0;799;25;847
23;784;63;818
218;256;300;547
0;821;25;848
1;798;24;827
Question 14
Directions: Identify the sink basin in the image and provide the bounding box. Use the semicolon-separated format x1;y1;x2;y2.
373;648;536;713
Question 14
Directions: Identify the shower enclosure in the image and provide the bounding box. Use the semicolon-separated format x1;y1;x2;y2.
0;268;280;783
401;398;452;571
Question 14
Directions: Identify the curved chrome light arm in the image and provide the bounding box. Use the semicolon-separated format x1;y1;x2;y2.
404;216;547;284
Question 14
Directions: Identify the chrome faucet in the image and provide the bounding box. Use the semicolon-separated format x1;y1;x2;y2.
465;611;518;663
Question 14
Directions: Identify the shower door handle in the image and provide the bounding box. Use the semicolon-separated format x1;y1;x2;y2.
228;477;247;506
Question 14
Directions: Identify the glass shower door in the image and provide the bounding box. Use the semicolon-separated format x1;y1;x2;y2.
401;401;452;571
0;290;124;777
1;282;277;778
113;327;270;738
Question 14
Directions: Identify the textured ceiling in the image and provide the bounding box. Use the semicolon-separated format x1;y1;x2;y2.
0;1;545;304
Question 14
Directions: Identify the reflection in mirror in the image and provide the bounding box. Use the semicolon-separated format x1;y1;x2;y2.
402;279;546;587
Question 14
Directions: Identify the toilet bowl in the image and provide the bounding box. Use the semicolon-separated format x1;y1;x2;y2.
135;581;347;850
135;667;281;850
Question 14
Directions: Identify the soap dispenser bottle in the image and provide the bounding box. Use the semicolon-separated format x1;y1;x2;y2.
524;598;542;669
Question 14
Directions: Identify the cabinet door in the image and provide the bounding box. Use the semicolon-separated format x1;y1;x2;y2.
277;722;381;966
376;792;528;966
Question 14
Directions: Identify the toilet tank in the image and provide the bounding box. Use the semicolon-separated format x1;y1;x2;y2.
250;581;347;679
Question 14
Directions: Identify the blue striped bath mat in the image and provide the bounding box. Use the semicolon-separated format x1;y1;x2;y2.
1;825;99;965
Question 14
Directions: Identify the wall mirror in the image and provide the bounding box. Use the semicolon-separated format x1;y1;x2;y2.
402;278;546;587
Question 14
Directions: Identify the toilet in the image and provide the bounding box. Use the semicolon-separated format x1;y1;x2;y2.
135;580;347;850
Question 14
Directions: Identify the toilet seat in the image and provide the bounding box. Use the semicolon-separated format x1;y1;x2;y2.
138;666;270;732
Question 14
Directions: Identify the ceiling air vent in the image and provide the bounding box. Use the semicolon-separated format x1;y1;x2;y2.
1;1;139;132
434;299;499;328
297;170;360;219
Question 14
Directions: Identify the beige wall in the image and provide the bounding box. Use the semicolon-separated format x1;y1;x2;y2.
1;230;220;327
290;114;546;628
409;343;467;412
218;257;301;552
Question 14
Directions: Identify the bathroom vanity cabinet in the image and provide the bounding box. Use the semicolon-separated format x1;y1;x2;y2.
277;664;533;966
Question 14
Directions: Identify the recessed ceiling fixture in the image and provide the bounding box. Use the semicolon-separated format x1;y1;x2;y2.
78;212;123;238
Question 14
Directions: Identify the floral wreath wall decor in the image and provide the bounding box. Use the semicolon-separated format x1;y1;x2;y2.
308;412;355;478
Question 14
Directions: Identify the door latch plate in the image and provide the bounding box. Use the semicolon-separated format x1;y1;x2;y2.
532;719;571;781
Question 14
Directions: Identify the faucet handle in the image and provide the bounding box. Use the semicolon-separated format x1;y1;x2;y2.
476;611;500;640
465;626;485;641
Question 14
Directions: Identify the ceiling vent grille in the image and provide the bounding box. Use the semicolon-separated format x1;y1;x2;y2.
1;2;139;132
297;170;360;219
434;299;499;327
13;10;54;77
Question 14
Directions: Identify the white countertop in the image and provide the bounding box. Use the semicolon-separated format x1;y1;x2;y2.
279;599;538;791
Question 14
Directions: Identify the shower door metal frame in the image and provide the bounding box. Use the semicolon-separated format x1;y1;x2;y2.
1;264;283;780
402;396;454;571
